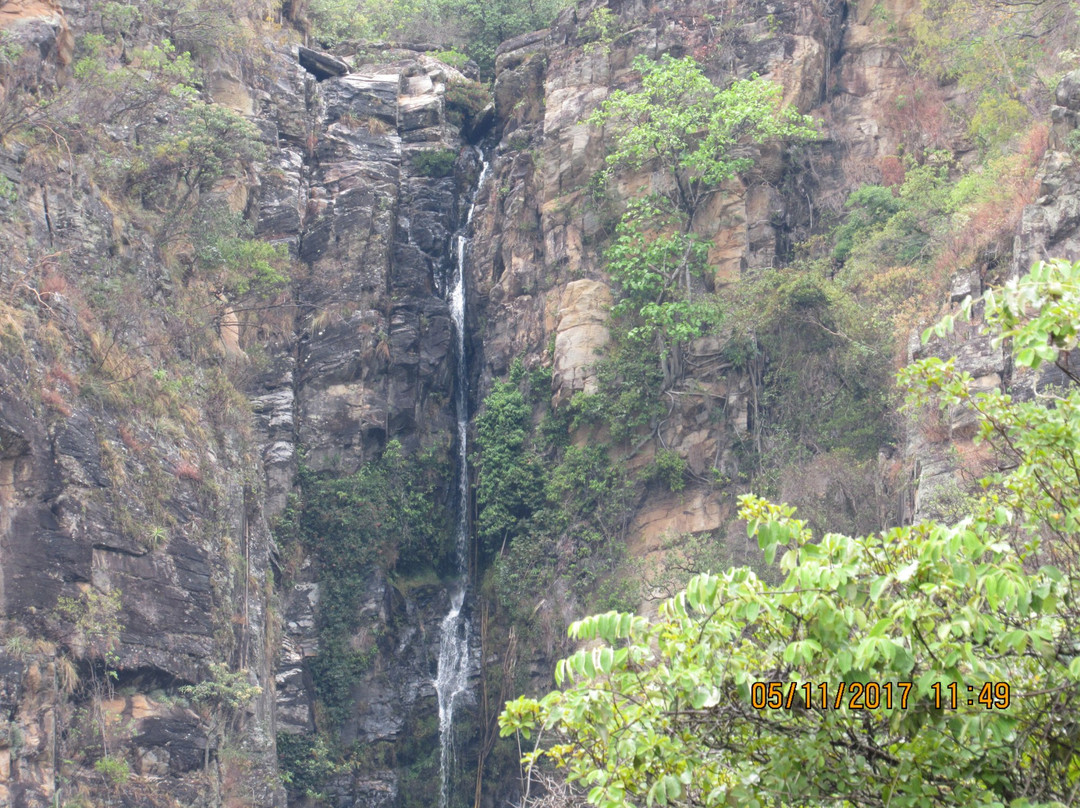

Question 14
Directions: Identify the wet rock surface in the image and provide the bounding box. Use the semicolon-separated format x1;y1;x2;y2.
254;50;480;806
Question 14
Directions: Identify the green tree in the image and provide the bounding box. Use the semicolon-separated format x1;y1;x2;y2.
589;55;816;220
602;197;715;350
192;203;289;297
434;0;569;78
588;55;815;388
727;260;896;468
909;0;1077;150
180;662;262;770
500;259;1080;808
134;98;266;235
301;0;571;76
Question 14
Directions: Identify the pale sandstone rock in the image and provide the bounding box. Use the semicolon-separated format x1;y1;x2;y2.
0;0;71;64
218;304;245;359
694;181;748;284
629;489;730;560
553;279;611;404
770;34;826;112
209;67;255;116
130;693;153;721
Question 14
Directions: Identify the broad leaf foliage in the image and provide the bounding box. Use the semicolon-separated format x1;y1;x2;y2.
501;260;1080;808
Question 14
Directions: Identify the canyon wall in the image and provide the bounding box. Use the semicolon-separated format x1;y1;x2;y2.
468;0;944;572
2;0;1078;806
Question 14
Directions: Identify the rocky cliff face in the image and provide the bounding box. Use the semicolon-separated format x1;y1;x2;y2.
0;4;482;801
908;70;1080;519
467;0;954;570
1;0;1075;805
0;10;282;808
252;48;491;808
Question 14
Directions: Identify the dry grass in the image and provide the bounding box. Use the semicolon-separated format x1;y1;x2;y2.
933;124;1047;280
118;424;147;454
869;123;1049;369
48;362;79;392
57;655;79;695
954;438;997;480
41;387;73;417
87;328;145;387
519;769;591;808
175;459;202;481
39;271;70;298
916;406;952;445
0;298;26;342
99;438;127;486
307;301;350;335
879;154;906;187
882;75;954;154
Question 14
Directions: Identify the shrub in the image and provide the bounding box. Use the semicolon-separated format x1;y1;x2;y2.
306;0;370;45
729;262;896;462
444;79;489;129
0;173;15;203
473;375;545;558
94;754;130;788
434;49;470;70
434;0;570;78
412;148;457;178
175;460;201;480
277;732;342;798
648;449;687;493
190;201;289;297
1066;129;1080;155
286;441;450;726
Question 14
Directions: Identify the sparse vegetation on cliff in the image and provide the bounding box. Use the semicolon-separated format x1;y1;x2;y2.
302;0;572;75
279;440;451;726
472;359;638;630
4;0;1080;805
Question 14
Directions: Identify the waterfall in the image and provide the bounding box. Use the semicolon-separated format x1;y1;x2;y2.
435;151;489;808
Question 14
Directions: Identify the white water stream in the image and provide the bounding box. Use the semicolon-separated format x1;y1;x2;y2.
435;153;489;808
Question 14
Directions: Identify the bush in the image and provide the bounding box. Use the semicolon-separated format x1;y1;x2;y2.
731;262;896;462
473;375;546;558
94;755;130;788
193;205;289;297
412;148;457;178
306;0;371;45
831;184;903;263
1067;129;1080;155
277;732;343;798
433;0;570;78
569;341;666;444
648;449;687;493
433;48;470;70
473;361;641;631
444;79;489;129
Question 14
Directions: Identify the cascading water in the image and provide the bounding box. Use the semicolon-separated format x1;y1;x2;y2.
435;151;489;808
